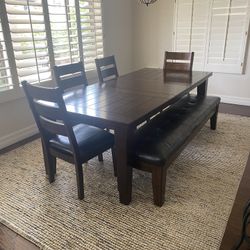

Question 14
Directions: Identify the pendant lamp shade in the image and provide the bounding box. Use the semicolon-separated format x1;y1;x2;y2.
140;0;157;6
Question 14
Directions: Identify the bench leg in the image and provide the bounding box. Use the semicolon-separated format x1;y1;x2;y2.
152;167;167;207
98;153;104;162
210;105;219;130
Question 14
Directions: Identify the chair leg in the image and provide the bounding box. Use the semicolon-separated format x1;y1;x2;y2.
75;161;84;200
41;141;49;175
111;147;117;177
210;105;219;130
98;154;104;162
152;167;167;207
43;151;56;183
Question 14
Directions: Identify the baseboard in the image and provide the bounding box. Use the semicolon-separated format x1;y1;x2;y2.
0;124;38;150
211;94;250;106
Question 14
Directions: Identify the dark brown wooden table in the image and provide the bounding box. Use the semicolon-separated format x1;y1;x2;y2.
64;68;212;205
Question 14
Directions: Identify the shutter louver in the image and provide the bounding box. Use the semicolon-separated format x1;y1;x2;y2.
0;19;13;91
79;0;104;71
5;0;51;84
48;0;80;66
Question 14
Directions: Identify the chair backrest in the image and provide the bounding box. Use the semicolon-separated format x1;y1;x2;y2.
163;71;192;83
22;81;79;155
54;62;88;91
163;51;194;72
95;55;119;83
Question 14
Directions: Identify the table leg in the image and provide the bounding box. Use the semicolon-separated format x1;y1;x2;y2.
114;125;132;205
197;79;208;97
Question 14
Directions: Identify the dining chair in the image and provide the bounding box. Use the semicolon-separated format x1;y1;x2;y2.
54;61;88;91
163;51;194;72
95;55;119;83
22;81;116;200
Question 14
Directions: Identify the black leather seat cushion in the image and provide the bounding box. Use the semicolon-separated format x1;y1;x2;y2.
49;124;114;161
131;95;220;166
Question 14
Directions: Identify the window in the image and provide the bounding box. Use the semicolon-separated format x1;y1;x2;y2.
174;0;250;73
0;0;104;94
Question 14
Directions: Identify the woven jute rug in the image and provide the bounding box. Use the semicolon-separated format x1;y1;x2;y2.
0;114;250;250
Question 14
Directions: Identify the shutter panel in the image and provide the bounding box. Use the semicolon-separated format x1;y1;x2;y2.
190;0;210;70
174;0;210;70
0;18;13;91
5;0;51;84
79;0;104;71
206;0;250;73
48;0;80;66
174;0;193;52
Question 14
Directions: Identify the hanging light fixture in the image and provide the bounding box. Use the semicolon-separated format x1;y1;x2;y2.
140;0;157;6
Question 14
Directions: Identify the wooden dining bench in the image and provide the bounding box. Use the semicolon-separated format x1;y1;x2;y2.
129;95;221;206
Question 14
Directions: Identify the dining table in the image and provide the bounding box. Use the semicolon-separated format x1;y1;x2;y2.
64;68;212;205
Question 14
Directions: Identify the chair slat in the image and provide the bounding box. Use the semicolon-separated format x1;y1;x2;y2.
22;81;60;102
34;101;63;121
59;75;87;90
54;62;85;76
166;52;193;60
40;116;68;136
165;62;192;71
101;67;118;80
54;62;88;91
164;51;194;72
95;55;119;83
97;56;116;67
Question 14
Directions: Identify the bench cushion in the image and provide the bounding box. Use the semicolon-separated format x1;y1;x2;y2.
131;95;220;167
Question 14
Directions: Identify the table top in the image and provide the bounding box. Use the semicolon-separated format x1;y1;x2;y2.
65;68;212;127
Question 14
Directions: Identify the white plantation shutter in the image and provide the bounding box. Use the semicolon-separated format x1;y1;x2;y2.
174;0;250;73
5;0;51;84
48;0;80;66
0;18;13;91
0;0;104;95
206;0;249;72
79;0;104;70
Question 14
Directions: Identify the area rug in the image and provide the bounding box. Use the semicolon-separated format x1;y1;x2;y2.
0;114;250;250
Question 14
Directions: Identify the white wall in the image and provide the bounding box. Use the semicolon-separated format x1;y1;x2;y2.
102;0;133;75
0;0;134;149
132;0;250;106
133;0;174;70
